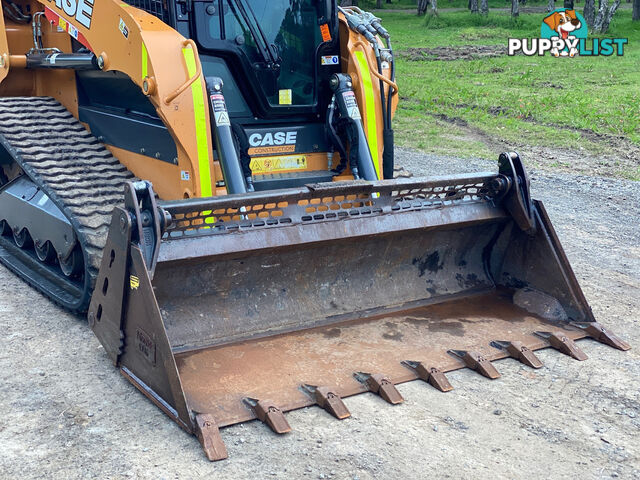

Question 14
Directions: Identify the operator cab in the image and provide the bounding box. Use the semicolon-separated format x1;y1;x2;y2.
178;0;344;190
180;0;341;120
77;0;346;192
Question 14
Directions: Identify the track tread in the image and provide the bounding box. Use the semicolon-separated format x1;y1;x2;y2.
0;96;134;312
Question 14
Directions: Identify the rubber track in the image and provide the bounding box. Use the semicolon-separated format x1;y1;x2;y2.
0;97;134;312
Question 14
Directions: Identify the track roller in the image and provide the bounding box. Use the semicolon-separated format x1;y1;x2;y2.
13;228;33;249
60;247;84;278
35;240;57;263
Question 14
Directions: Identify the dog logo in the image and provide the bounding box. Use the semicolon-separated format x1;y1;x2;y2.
508;9;627;57
541;9;587;57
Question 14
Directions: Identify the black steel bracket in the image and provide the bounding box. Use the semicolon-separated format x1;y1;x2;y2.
125;181;162;277
498;152;536;235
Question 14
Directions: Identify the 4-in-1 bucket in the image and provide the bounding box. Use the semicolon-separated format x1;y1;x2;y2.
88;153;629;460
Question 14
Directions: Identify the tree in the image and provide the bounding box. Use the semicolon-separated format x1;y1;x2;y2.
481;0;489;14
418;0;429;15
431;0;438;15
633;0;640;20
564;0;574;8
584;0;596;25
470;0;479;13
512;0;520;16
592;0;622;32
547;0;556;11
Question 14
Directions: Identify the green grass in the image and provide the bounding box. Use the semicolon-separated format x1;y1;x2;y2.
377;9;640;171
358;0;546;10
621;166;640;181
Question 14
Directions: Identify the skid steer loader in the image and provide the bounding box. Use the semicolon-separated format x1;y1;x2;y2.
0;0;630;461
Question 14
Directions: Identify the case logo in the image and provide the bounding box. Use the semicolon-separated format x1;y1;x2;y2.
47;0;94;29
249;131;298;148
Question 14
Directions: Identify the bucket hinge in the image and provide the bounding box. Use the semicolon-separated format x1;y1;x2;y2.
124;181;166;278
498;152;536;235
88;181;166;364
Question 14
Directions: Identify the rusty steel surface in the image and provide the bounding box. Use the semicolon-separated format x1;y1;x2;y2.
86;168;631;461
174;290;587;428
158;174;500;244
154;222;503;353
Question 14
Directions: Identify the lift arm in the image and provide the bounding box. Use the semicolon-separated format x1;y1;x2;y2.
0;0;217;198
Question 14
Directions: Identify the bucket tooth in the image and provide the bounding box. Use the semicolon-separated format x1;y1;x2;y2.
449;350;501;379
244;398;291;434
302;385;351;420
355;373;404;405
195;414;228;462
490;341;543;369
402;361;453;392
535;331;588;361
571;322;631;351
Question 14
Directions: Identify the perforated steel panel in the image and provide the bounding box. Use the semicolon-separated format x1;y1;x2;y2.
161;175;498;239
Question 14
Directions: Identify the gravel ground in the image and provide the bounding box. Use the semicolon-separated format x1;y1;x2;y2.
1;148;638;479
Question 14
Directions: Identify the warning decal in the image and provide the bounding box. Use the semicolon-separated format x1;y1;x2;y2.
279;89;292;105
250;155;307;174
215;112;230;127
320;23;332;42
342;91;362;120
210;94;231;126
321;55;339;66
119;18;129;39
44;8;92;50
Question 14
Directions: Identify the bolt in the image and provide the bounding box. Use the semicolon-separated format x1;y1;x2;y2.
140;148;146;154
97;55;105;70
155;152;161;159
120;213;127;232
